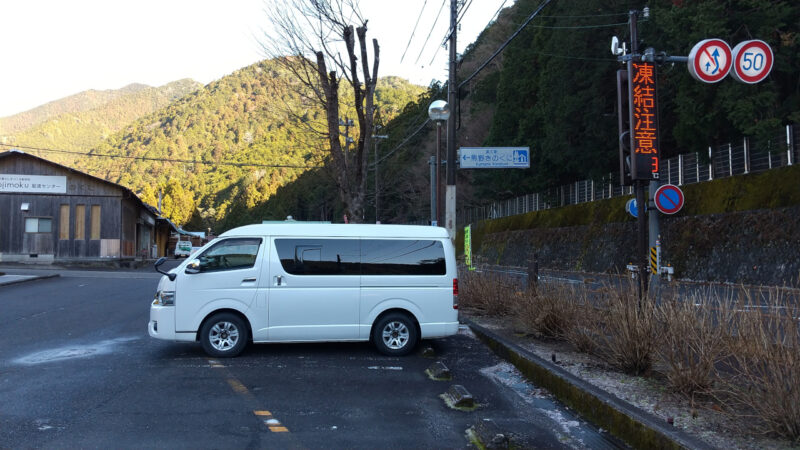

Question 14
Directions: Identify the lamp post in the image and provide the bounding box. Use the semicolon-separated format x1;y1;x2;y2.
428;100;450;226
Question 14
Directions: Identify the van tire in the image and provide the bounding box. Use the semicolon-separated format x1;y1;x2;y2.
372;313;418;356
200;313;248;358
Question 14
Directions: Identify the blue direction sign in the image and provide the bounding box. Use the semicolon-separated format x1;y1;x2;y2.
654;184;684;214
626;198;639;218
459;147;530;169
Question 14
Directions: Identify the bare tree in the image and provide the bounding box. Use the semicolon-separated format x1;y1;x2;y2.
262;0;379;222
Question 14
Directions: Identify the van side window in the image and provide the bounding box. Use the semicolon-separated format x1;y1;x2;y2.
196;238;262;272
361;240;446;275
275;239;360;275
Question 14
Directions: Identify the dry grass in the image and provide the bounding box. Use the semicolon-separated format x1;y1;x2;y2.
459;270;800;441
655;289;734;396
591;281;658;376
717;289;800;442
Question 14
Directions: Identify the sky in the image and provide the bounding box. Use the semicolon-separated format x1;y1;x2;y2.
0;0;511;118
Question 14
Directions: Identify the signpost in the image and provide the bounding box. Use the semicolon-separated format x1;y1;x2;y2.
688;39;733;83
730;40;773;84
459;147;530;169
653;184;685;215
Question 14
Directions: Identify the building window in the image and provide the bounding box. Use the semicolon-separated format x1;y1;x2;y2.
90;205;101;239
59;204;70;240
75;205;86;240
25;218;53;233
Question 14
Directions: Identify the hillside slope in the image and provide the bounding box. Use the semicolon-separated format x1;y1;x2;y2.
0;80;201;162
71;60;424;228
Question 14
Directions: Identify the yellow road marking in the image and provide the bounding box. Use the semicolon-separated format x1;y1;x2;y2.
253;410;272;417
227;378;248;394
269;426;289;432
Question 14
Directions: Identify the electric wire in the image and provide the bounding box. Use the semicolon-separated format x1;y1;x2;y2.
414;0;448;65
372;117;431;167
0;143;323;169
400;0;429;63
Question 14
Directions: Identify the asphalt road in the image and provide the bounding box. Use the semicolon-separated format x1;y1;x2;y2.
0;268;622;449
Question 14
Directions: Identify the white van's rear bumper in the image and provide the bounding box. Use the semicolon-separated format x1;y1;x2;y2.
149;304;176;340
420;321;460;339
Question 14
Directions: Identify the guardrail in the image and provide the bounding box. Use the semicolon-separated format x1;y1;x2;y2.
458;124;797;224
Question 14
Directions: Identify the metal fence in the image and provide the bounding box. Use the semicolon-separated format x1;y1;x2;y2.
458;124;798;224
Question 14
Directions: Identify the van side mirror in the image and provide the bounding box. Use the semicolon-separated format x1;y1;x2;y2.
154;257;176;281
185;259;201;274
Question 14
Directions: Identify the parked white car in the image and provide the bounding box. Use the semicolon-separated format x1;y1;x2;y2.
150;223;459;357
173;240;193;258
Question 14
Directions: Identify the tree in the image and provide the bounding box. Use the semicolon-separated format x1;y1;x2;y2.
262;0;380;222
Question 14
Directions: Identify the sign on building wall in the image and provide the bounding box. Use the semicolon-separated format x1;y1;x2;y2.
0;174;67;194
628;61;660;180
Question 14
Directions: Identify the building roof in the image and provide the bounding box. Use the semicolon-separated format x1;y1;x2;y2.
0;149;155;218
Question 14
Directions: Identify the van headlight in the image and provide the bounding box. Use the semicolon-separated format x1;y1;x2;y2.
154;290;175;306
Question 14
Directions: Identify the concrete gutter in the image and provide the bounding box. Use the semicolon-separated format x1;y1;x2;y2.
466;319;713;450
0;274;60;287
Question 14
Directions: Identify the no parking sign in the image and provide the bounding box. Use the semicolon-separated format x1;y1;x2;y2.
653;184;684;215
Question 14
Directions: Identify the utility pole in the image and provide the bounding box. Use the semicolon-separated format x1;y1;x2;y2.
629;10;649;300
445;0;458;240
372;134;388;223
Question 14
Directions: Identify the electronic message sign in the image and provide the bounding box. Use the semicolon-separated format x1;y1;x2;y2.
628;61;660;180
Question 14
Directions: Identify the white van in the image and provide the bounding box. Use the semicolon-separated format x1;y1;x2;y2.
149;223;459;357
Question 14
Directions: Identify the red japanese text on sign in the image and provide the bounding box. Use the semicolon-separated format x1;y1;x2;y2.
629;62;660;179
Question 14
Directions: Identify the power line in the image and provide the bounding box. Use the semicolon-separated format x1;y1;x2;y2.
372;117;431;167
400;0;429;63
0;143;323;169
523;21;628;29
458;0;553;90
414;0;448;65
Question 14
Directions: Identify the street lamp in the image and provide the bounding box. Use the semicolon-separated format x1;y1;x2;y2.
428;100;450;226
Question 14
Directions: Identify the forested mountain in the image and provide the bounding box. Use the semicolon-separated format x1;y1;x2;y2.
257;0;797;225
0;80;201;160
72;60;424;229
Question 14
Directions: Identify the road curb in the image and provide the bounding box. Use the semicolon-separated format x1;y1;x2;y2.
0;274;60;287
466;319;713;450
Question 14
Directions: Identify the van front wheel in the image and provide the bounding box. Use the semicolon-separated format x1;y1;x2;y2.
200;313;248;358
372;313;418;356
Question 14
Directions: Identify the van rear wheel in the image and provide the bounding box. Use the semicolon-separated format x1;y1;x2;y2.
372;313;418;356
200;313;248;358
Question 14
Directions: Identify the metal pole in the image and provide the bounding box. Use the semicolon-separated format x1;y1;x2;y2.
436;122;442;225
445;0;458;240
648;179;660;289
744;137;750;174
629;9;648;299
788;124;795;166
430;156;436;225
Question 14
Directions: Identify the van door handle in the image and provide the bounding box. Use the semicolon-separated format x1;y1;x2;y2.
276;275;282;286
242;277;257;283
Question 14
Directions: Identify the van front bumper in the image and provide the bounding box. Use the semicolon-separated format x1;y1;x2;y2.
149;304;176;340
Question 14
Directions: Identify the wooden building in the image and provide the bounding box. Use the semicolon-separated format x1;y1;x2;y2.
0;150;158;263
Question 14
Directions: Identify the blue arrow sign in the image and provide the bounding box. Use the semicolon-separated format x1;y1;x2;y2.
711;48;721;74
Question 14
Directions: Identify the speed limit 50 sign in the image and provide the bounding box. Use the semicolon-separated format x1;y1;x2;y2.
730;40;773;84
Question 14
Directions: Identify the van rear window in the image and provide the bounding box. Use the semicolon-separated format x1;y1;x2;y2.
274;238;445;276
361;239;445;275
